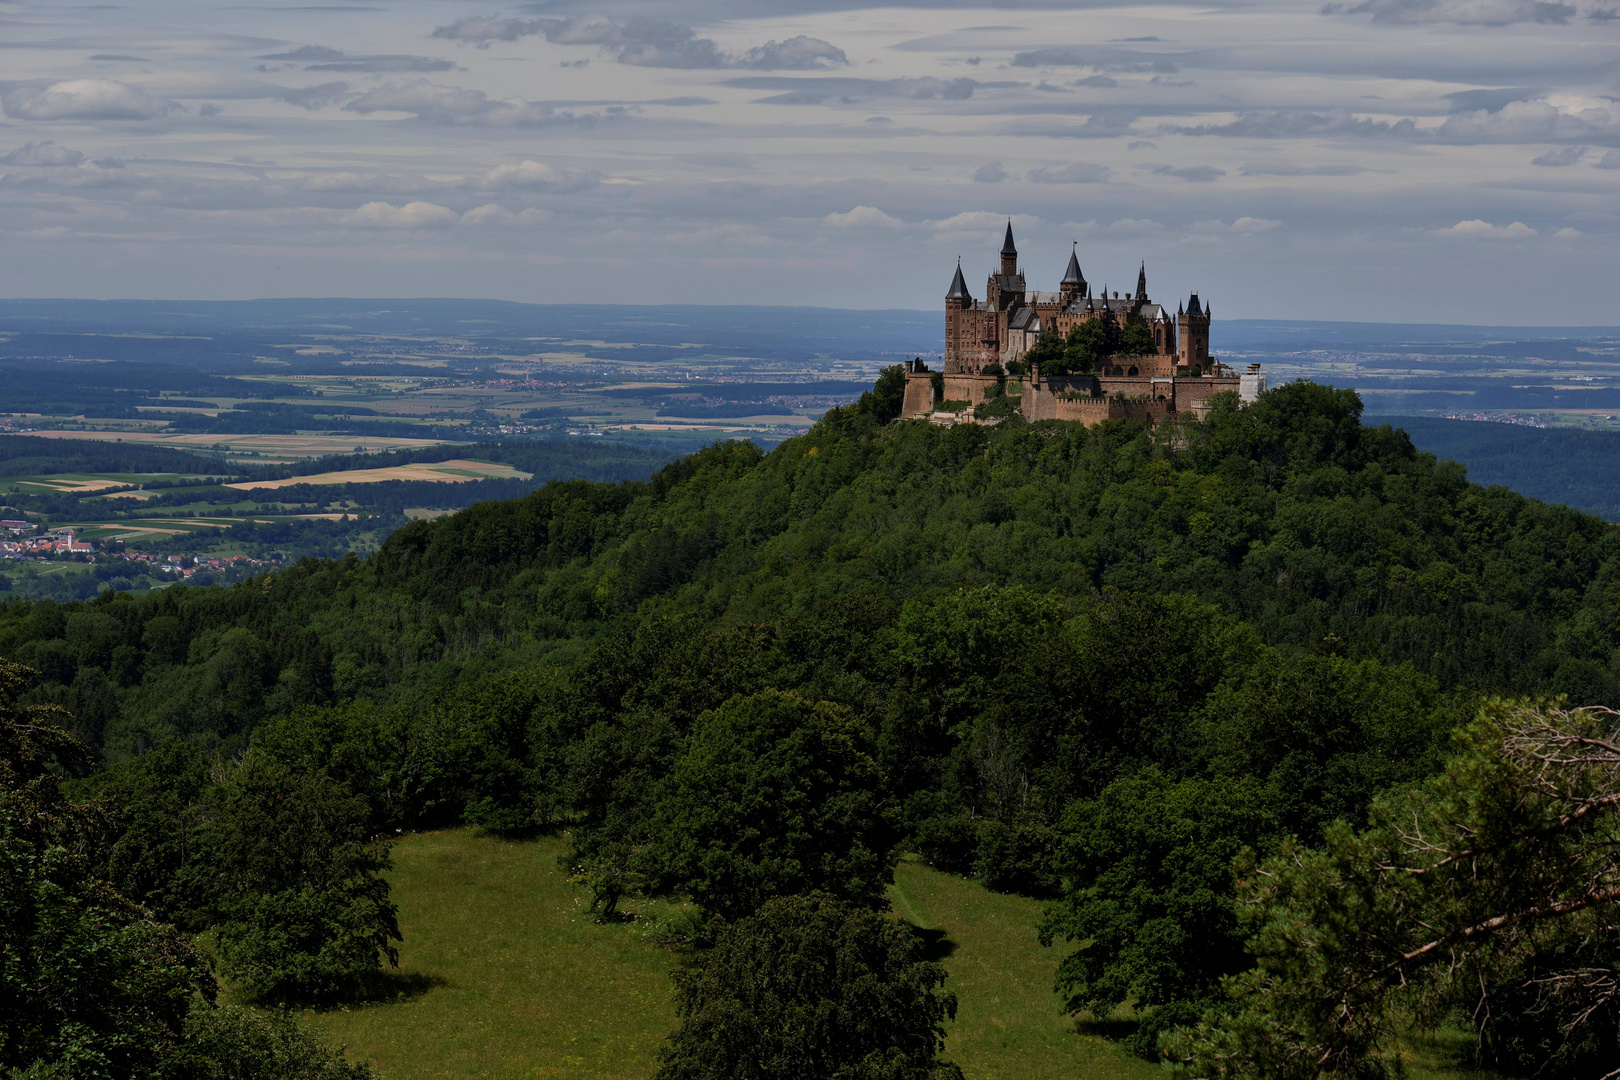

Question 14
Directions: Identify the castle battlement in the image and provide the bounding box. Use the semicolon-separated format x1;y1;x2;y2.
902;223;1263;426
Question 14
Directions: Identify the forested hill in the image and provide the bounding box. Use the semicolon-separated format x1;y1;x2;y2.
7;377;1618;759
14;377;1620;1077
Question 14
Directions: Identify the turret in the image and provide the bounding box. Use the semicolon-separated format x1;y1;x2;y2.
1060;243;1086;303
945;260;971;370
1178;293;1211;372
1136;262;1147;301
1000;220;1018;277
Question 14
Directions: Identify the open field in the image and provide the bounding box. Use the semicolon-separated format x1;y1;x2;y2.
1;472;221;494
302;831;681;1080
226;459;531;491
18;430;459;458
301;830;1156;1080
299;831;1494;1080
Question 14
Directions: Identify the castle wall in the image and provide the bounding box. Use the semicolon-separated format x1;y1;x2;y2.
902;371;935;418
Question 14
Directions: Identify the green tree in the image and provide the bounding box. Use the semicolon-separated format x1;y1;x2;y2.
0;659;216;1080
202;751;400;1003
1119;313;1155;357
167;1000;373;1080
856;365;907;423
68;739;215;930
1041;770;1276;1058
1168;702;1620;1079
650;690;898;921
655;893;963;1080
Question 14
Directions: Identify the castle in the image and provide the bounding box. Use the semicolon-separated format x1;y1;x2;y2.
900;223;1264;425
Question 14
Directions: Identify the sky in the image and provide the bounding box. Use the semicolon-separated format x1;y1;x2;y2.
0;0;1615;323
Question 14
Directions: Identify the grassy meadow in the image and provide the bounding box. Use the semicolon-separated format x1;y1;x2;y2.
301;830;1493;1080
302;831;1159;1080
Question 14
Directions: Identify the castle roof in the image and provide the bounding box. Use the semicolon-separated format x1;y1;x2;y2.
946;263;971;300
1009;307;1039;331
1001;220;1017;256
1187;293;1202;316
1027;290;1063;306
1061;246;1085;287
992;273;1024;292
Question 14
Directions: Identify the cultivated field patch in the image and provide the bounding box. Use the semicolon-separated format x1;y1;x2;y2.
225;459;530;490
19;430;458;459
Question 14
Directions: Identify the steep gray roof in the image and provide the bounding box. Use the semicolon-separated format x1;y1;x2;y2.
946;263;971;300
1001;220;1017;256
1187;293;1203;316
1061;246;1085;287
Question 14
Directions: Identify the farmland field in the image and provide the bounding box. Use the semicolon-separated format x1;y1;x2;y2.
19;430;459;459
226;459;531;490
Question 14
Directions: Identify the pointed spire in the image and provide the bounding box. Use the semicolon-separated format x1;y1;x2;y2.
1001;219;1017;256
1178;300;1184;315
1061;242;1085;288
1187;293;1202;317
946;260;971;301
1136;261;1147;300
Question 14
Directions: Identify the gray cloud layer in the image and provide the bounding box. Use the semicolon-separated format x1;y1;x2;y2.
432;14;847;70
0;0;1613;322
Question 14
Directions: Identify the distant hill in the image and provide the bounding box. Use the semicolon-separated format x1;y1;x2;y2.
1387;417;1620;521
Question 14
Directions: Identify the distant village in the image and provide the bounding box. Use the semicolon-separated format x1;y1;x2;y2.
0;519;271;580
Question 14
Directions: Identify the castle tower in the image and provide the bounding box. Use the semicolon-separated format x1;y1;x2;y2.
1060;243;1086;304
1177;293;1211;372
1135;262;1147;301
945;261;971;371
1000;220;1018;277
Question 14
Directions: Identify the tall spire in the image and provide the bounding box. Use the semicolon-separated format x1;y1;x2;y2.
999;220;1018;276
1061;242;1085;290
1001;220;1017;256
1136;261;1147;300
946;259;970;301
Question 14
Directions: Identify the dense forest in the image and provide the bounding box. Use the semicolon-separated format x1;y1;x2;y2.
12;373;1620;1079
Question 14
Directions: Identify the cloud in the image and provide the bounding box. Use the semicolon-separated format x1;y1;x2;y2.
1322;0;1577;24
259;46;346;61
823;206;902;228
749;76;983;104
477;159;598;192
432;14;845;71
276;82;350;110
2;79;177;121
1438;95;1620;142
1072;75;1118;88
1167;109;1417;138
341;201;459;228
1239;160;1369;176
1597;149;1620;168
460;203;551;226
344;80;580;127
1533;145;1587;165
261;44;454;73
1149;164;1226;182
303;171;438;194
1441;219;1537;238
0;142;86;167
1192;217;1284;233
1027;162;1112;183
1011;48;1179;74
1553;227;1583;238
927;211;1037;233
309;56;456;74
973;161;1007;183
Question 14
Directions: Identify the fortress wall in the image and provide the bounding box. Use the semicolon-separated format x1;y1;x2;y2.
941;374;993;405
902;372;935;418
1050;396;1118;424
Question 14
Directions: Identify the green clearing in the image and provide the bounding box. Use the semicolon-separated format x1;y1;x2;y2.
300;831;1492;1080
301;831;1159;1080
